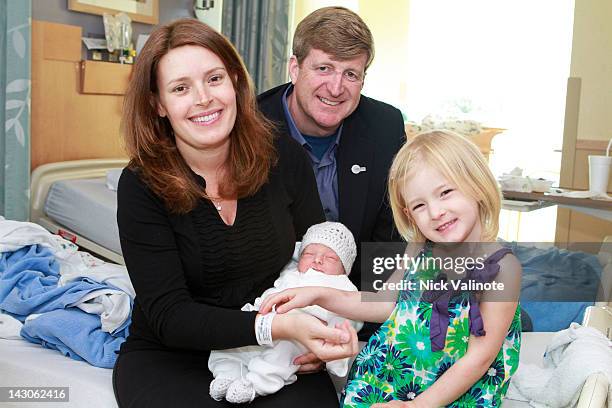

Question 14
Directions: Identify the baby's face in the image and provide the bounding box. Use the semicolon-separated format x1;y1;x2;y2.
297;243;346;275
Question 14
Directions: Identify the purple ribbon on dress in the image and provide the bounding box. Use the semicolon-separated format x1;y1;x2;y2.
421;247;512;352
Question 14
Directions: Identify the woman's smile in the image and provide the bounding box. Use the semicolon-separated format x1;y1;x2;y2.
189;109;223;126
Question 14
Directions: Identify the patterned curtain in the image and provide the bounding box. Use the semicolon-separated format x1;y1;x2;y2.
222;0;291;93
1;0;31;221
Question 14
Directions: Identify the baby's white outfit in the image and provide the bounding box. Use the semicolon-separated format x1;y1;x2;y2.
208;266;362;402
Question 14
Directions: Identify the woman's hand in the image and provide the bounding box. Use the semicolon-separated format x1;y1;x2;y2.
292;318;356;373
259;287;328;314
307;319;359;362
274;313;359;362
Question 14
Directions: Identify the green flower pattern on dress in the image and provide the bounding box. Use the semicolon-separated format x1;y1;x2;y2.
379;344;413;384
444;314;470;358
416;300;433;326
395;319;443;370
505;343;520;374
341;249;522;408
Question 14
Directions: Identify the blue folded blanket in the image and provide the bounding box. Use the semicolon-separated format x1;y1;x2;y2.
21;308;127;369
0;244;130;368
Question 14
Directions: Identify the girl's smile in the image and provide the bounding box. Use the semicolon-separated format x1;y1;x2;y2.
402;164;482;243
436;218;458;233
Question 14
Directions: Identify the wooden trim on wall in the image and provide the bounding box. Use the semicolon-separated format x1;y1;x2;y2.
575;139;610;151
555;77;582;245
558;77;581;190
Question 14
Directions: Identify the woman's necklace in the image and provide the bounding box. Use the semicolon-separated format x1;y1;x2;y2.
206;188;223;212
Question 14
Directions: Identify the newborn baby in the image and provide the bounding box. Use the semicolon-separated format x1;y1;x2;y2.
208;221;363;403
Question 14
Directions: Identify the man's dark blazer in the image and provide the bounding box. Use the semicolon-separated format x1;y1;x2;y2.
258;83;406;288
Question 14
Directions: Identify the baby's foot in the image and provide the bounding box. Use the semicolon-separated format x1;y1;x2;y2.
209;377;234;401
225;378;256;404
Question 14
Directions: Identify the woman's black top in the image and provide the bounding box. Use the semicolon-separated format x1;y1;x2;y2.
116;136;324;355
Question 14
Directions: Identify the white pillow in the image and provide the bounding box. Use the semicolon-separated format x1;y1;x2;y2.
105;168;123;191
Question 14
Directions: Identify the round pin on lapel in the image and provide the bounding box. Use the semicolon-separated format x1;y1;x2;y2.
351;164;366;174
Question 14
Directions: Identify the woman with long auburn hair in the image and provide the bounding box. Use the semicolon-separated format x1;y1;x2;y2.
113;19;358;407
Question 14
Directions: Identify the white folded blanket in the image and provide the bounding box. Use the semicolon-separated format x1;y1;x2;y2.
508;323;612;407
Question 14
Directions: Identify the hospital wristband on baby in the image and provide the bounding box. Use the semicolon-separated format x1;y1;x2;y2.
255;312;276;346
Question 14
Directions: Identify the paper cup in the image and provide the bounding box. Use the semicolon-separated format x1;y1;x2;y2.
588;155;612;194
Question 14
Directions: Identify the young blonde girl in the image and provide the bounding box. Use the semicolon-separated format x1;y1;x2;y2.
260;130;521;407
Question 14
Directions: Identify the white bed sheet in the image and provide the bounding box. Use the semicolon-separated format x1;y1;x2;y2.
0;338;116;408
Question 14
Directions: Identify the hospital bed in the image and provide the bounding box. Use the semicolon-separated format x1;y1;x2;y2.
30;159;128;265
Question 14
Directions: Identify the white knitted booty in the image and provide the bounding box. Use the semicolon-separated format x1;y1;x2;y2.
225;378;256;404
209;377;234;401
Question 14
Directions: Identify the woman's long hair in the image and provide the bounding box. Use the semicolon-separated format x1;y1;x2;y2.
122;19;276;213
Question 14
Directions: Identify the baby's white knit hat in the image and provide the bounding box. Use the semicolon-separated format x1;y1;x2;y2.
299;222;357;275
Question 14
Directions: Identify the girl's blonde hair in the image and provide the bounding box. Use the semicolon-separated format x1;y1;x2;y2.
388;130;501;243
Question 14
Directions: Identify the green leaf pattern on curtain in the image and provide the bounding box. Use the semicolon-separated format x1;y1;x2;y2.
222;0;290;93
1;0;31;221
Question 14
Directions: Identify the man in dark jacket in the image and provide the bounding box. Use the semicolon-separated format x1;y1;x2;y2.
258;6;406;291
258;7;405;288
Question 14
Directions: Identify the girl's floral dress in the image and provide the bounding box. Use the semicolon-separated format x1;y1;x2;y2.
341;246;521;408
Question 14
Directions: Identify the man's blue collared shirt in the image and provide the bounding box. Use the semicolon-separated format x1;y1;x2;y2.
281;85;341;222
